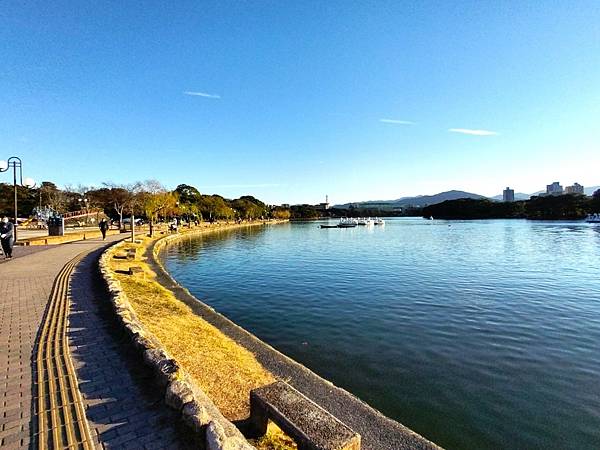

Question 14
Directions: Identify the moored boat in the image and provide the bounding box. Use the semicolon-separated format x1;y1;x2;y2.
357;217;374;226
373;217;385;226
338;218;358;228
586;213;600;223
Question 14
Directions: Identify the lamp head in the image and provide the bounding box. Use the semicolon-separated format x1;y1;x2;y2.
24;177;35;188
0;160;7;171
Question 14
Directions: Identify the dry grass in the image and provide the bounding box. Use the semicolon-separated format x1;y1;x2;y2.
251;422;298;450
107;226;296;449
108;231;275;420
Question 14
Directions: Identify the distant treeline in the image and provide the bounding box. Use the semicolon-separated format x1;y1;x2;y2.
421;192;600;220
289;205;423;220
0;181;291;227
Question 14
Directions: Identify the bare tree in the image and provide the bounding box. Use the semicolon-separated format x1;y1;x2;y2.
40;182;67;213
102;182;140;231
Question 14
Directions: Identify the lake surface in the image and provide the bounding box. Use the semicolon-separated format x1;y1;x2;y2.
162;218;600;449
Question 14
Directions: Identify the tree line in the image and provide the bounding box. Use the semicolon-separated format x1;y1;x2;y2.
421;191;600;220
0;180;291;235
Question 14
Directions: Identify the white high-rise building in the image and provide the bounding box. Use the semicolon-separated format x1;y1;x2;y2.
546;182;563;196
503;187;515;202
565;183;584;194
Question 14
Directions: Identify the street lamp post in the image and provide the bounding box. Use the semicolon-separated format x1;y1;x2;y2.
0;156;36;242
78;197;89;226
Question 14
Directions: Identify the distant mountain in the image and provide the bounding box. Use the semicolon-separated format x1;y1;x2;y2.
491;192;532;201
335;190;487;210
334;186;600;210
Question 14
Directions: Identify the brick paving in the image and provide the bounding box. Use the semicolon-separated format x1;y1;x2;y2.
0;236;193;449
68;247;195;449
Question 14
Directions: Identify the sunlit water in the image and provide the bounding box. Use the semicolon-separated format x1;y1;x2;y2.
162;218;600;449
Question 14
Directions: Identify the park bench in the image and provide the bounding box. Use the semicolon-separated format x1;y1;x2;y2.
128;266;143;275
125;248;137;260
249;381;360;450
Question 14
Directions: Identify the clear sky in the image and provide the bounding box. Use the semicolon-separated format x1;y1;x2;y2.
1;1;599;205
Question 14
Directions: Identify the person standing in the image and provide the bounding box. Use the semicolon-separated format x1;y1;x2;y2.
99;218;109;240
0;217;15;259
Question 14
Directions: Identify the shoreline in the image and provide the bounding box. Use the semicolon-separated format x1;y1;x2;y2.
149;222;441;450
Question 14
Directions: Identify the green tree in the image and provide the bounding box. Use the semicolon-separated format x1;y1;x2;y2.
141;180;178;236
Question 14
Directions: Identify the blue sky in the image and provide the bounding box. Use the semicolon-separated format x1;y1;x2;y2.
1;1;599;204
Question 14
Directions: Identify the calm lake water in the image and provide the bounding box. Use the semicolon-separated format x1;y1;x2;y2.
162;218;600;449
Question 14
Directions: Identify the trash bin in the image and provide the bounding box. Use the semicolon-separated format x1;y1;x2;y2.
48;216;65;236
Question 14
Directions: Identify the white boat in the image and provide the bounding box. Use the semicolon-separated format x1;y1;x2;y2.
357;217;374;226
373;218;385;226
586;213;600;223
338;218;358;228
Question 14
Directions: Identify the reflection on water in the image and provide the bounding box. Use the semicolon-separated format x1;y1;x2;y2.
163;219;600;450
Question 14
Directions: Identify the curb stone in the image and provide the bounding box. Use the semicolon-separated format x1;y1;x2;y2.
99;242;256;450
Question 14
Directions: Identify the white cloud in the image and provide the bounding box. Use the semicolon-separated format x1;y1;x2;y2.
183;91;221;99
379;118;414;125
448;128;499;136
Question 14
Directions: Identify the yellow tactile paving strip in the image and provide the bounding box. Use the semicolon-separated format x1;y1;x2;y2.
35;252;94;450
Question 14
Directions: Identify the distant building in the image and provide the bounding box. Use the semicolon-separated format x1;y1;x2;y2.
314;195;330;212
546;182;564;196
503;187;515;202
565;183;584;195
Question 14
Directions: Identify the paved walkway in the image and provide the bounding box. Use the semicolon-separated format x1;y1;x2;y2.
68;247;194;449
0;237;193;449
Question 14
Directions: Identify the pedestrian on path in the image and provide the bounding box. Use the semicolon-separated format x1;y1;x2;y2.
0;217;15;258
99;218;109;240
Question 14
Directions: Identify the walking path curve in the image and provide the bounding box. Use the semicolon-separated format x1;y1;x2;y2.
0;237;193;449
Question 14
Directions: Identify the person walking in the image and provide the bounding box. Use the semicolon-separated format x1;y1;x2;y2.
99;218;109;240
0;217;15;259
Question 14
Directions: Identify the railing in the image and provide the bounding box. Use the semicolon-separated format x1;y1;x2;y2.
62;208;102;219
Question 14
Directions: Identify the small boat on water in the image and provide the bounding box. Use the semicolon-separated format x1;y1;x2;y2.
373;218;385;226
357;217;374;226
586;213;600;223
338;218;358;228
320;218;358;228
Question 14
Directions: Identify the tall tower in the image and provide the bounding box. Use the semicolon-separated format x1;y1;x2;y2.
503;187;515;202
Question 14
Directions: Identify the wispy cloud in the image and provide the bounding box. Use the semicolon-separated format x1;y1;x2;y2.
379;118;415;125
448;128;499;136
183;91;221;99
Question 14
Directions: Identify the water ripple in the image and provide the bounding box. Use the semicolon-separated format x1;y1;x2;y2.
164;219;600;450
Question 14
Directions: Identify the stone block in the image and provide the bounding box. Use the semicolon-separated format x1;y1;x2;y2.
165;380;194;411
143;348;168;369
182;400;212;432
206;421;255;450
250;381;360;450
128;266;143;275
155;357;181;387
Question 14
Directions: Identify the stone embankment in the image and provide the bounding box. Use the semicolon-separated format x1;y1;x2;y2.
99;239;256;450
